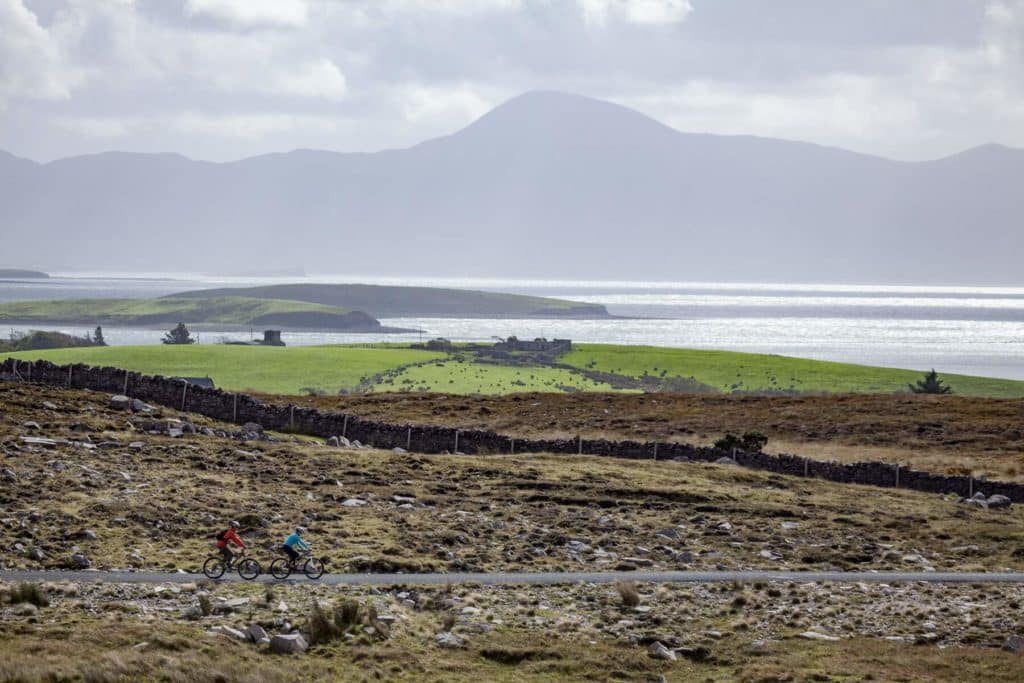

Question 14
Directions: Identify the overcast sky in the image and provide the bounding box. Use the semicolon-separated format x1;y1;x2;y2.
2;0;1022;162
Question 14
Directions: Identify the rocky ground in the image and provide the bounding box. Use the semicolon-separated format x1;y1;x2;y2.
2;380;1024;681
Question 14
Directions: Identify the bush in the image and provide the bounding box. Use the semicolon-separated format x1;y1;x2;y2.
615;581;640;608
307;599;388;646
8;583;49;608
714;431;768;453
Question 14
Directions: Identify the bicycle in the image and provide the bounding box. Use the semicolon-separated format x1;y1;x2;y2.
269;549;325;580
203;549;262;580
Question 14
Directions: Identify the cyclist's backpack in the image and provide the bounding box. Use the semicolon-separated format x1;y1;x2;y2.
215;529;228;542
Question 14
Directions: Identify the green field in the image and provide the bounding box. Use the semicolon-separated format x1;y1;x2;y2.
371;359;618;394
562;344;1024;397
7;342;1024;397
4;345;442;395
0;296;375;328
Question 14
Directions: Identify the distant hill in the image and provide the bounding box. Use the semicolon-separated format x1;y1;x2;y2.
3;91;1022;283
0;269;48;279
169;284;611;318
0;296;394;331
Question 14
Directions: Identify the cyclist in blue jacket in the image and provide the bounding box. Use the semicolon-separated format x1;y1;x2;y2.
282;526;310;566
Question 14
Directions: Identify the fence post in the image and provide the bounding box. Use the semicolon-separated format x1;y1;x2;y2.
406;427;412;451
578;435;583;455
895;464;900;488
180;381;188;411
803;457;809;477
67;365;72;388
26;362;30;381
289;405;295;430
510;438;515;455
232;394;238;422
342;415;348;438
653;442;658;461
122;370;129;396
969;476;973;498
454;430;459;453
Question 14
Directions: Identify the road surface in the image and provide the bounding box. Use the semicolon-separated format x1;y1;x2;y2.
3;569;1023;586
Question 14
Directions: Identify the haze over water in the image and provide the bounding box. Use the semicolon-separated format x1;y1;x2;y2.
2;273;1023;381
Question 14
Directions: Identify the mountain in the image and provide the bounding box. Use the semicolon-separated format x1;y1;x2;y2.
2;91;1022;283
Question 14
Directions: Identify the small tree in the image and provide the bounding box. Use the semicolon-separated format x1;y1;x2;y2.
92;326;106;346
162;322;195;345
909;369;952;394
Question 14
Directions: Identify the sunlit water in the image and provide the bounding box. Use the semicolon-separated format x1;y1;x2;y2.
2;273;1023;380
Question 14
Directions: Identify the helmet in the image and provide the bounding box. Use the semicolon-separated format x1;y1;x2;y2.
230;520;240;529
295;526;306;535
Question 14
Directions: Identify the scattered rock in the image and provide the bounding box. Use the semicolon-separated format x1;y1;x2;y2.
22;421;41;430
647;641;677;661
242;422;264;434
110;395;131;411
799;631;840;641
326;436;340;447
342;498;368;507
435;631;464;649
270;633;308;654
13;603;39;616
70;552;91;569
29;547;45;561
1003;635;1023;654
987;495;1012;509
211;625;248;641
131;399;152;413
713;457;738;466
337;436;351;447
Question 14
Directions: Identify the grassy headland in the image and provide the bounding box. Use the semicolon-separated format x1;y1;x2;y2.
0;296;386;331
169;283;612;318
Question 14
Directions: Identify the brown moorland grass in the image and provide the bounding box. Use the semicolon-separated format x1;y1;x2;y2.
292;391;1024;480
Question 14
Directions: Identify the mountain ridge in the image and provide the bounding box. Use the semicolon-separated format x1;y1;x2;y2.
2;90;1022;283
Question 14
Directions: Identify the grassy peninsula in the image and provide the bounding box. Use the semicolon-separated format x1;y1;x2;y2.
0;296;387;331
169;283;612;318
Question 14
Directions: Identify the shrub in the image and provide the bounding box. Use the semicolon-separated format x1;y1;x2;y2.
307;599;388;646
8;583;49;608
615;581;640;608
714;431;768;453
198;594;212;616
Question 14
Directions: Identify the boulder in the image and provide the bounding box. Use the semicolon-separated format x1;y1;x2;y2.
211;625;248;641
29;547;45;561
337;436;351;447
647;641;677;661
13;603;39;617
70;552;91;569
987;495;1012;509
342;498;368;508
242;422;264;434
1003;635;1023;654
326;436;340;447
713;456;738;466
22;421;40;431
392;447;407;454
799;631;840;641
269;633;308;654
247;623;271;645
435;631;464;649
131;399;152;413
110;395;131;411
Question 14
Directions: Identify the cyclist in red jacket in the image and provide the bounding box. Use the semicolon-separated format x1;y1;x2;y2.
216;520;245;567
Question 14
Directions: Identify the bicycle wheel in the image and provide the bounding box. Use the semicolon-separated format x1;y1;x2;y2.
238;558;261;580
303;557;325;580
269;557;292;580
203;556;226;579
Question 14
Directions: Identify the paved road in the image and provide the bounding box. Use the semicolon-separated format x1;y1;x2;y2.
3;569;1024;586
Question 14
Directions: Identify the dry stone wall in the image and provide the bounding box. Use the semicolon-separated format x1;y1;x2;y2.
4;357;1023;502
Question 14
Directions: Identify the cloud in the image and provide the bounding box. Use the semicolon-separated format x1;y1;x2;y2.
184;0;308;28
399;83;500;123
271;59;348;100
0;0;84;101
578;0;692;27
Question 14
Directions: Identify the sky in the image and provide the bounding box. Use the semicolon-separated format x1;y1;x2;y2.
1;0;1022;163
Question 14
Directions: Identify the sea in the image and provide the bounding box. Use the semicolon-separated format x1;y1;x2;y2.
2;272;1023;381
